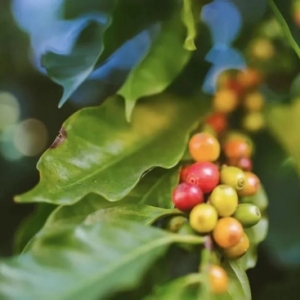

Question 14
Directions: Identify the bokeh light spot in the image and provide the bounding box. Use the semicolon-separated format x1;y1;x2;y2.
13;119;49;157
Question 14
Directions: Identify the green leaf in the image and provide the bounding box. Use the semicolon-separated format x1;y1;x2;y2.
85;204;182;226
16;94;207;205
265;100;300;175
13;204;55;254
118;10;191;121
268;0;300;59
222;260;251;300
181;0;201;51
139;167;180;208
240;185;269;211
42;1;116;107
240;215;269;270
145;273;202;300
97;0;176;65
0;221;204;300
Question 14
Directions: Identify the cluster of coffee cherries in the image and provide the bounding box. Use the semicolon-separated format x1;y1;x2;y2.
206;68;265;134
172;130;262;294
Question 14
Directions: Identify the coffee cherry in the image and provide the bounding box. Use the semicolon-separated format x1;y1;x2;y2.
238;172;260;197
250;38;275;60
244;91;264;112
189;204;218;233
227;157;252;172
242;112;265;132
210;185;238;217
179;165;191;182
233;203;261;227
172;183;204;211
213;89;239;114
206;113;228;134
166;216;187;232
213;217;244;248
185;162;220;193
237;68;262;89
224;138;253;159
223;232;250;258
209;265;228;294
220;166;246;190
188;132;220;162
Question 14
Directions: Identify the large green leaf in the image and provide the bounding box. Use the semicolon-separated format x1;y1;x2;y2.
13;204;55;254
222;260;251;300
240;215;269;270
145;273;202;300
265;100;300;175
118;9;191;121
97;0;176;65
15;94;207;205
42;1;116;107
181;0;201;51
85;204;182;226
268;0;300;59
0;221;204;300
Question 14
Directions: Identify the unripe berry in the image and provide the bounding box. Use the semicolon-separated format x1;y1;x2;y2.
189;204;218;233
185;162;220;193
213;89;239;114
210;185;238;217
238;172;260;197
223;232;250;258
172;183;204;211
242;112;265;132
233;203;261;227
213;217;244;248
244;91;264;112
188;132;220;162
209;265;228;294
220;166;246;190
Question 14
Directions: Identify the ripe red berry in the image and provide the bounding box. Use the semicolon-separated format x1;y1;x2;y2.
205;113;228;134
179;165;191;182
185;162;220;193
172;183;204;211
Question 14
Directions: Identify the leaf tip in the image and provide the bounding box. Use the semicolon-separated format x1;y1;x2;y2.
125;99;136;122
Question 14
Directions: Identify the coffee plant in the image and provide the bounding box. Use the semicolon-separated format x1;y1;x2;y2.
1;0;300;299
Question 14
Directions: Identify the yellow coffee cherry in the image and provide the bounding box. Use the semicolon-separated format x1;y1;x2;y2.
244;92;264;112
213;89;239;114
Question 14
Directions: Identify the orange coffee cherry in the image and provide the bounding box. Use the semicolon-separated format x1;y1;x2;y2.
188;132;220;162
237;68;262;89
205;113;228;134
213;217;244;248
238;172;260;197
223;138;253;159
209;265;229;294
223;232;250;258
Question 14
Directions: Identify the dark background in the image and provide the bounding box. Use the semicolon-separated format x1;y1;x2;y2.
1;0;300;299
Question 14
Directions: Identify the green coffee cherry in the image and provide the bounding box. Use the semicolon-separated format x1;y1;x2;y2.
210;185;238;217
165;215;187;233
233;203;261;227
220;166;246;190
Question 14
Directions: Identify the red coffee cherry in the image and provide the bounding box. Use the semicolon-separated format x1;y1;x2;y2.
185;162;220;193
205;113;228;134
179;165;191;182
172;183;204;211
